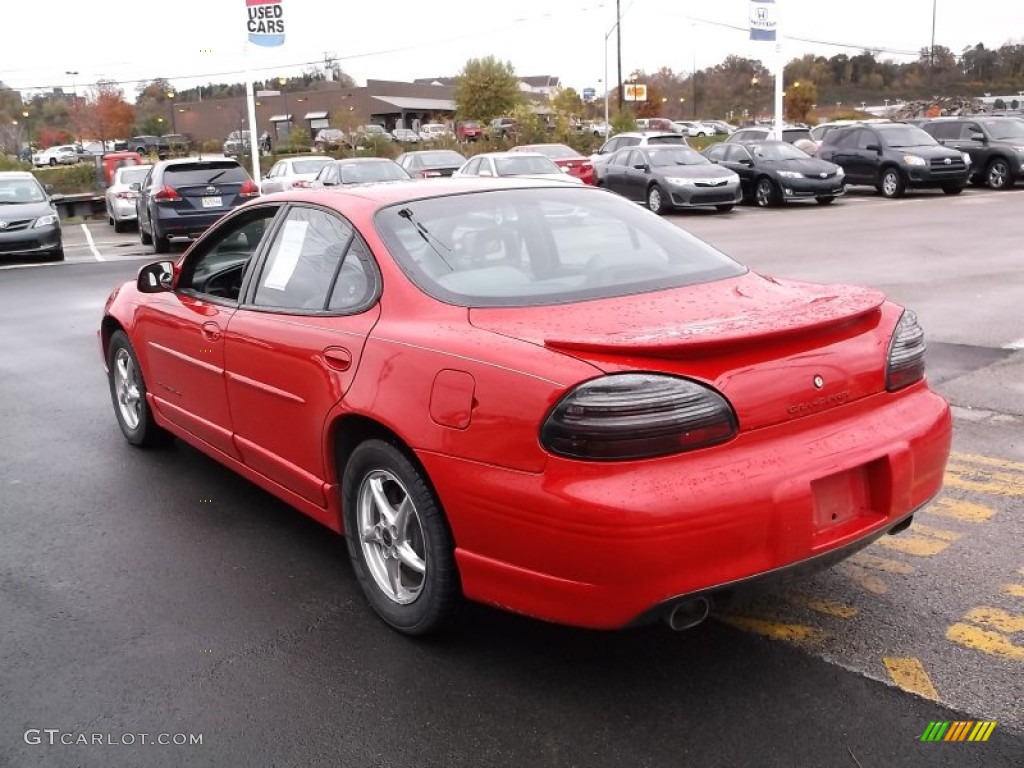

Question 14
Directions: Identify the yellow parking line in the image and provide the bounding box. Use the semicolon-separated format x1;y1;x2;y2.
883;657;939;700
847;553;915;574
782;593;859;619
717;615;825;644
944;464;1024;497
841;564;888;595
947;623;1024;662
951;452;1024;472
924;498;996;523
1001;584;1024;598
905;523;962;542
876;534;951;557
963;606;1024;634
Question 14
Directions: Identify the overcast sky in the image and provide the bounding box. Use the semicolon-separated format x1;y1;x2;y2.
2;0;1020;98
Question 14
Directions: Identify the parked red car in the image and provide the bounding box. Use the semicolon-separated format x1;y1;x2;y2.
455;121;483;142
510;143;596;184
100;179;951;635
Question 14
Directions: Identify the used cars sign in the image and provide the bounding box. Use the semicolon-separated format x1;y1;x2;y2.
246;0;285;46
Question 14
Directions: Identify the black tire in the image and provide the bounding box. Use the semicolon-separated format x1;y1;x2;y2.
942;185;964;196
139;220;153;246
342;439;460;635
647;184;668;215
49;158;56;167
715;204;735;212
984;158;1011;190
113;219;127;233
754;176;780;208
153;231;170;254
46;247;64;262
108;214;114;226
877;167;906;199
815;196;835;205
107;330;171;448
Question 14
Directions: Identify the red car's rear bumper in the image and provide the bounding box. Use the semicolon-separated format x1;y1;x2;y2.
419;385;951;629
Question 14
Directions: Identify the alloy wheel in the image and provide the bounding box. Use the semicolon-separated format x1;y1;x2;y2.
357;469;427;605
113;348;142;430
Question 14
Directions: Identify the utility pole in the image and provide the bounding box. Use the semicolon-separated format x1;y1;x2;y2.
616;0;623;110
930;0;937;78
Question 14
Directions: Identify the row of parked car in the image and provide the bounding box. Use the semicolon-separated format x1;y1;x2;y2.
30;135;191;167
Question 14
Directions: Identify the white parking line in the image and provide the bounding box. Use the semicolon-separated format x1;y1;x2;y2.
1004;338;1024;351
81;223;105;262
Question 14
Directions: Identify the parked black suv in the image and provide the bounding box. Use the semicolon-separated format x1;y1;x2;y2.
130;135;170;158
817;123;970;198
135;158;259;254
919;116;1024;190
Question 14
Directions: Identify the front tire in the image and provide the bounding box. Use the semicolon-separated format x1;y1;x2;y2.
715;204;735;212
942;185;964;196
107;331;171;448
985;158;1011;190
754;177;780;208
815;196;835;205
647;184;668;215
46;247;64;262
877;167;906;198
342;440;460;635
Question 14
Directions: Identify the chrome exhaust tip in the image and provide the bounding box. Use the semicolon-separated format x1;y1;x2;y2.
664;597;711;632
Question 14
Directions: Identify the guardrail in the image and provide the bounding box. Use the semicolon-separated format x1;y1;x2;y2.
53;193;106;221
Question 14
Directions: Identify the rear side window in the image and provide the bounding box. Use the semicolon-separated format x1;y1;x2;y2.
164;162;249;185
646;135;687;145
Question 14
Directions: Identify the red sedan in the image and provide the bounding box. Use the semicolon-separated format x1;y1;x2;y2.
100;179;951;635
511;143;596;185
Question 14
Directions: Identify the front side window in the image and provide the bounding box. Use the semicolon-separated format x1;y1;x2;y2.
254;207;355;311
375;188;746;308
179;207;280;302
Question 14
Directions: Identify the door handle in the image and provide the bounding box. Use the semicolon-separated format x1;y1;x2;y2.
201;321;221;342
323;347;352;371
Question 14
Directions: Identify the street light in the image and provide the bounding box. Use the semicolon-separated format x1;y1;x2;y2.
167;91;176;133
65;70;79;101
278;78;291;140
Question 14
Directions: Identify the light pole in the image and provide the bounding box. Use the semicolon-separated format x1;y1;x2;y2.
167;91;176;134
279;78;290;140
65;70;79;101
21;109;30;152
615;0;622;111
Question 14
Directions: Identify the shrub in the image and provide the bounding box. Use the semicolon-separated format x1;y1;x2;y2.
611;108;637;135
0;155;32;172
32;162;99;194
201;139;222;154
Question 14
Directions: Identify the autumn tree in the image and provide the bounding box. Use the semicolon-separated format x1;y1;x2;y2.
454;56;523;123
550;87;583;138
785;81;818;122
71;82;135;145
134;78;175;133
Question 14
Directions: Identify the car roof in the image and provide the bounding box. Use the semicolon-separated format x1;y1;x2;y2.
0;171;36;179
261;176;593;207
329;157;399;165
474;151;548;159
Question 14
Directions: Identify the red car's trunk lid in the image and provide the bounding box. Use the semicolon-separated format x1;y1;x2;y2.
469;273;892;431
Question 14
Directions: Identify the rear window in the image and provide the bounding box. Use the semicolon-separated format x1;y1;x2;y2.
494;156;560;176
523;145;580;160
119;168;150;185
339;162;410;184
374;188;745;308
164;162;249;185
411;151;465;168
292;158;331;174
646;135;687;145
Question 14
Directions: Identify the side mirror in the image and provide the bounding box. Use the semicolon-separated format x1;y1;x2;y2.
633;163;649;171
738;157;754;166
865;143;881;152
137;260;174;293
971;134;985;142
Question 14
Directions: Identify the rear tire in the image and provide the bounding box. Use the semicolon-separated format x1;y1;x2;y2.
139;221;153;246
942;185;964;196
113;219;127;233
815;196;835;205
153;231;170;254
342;439;460;635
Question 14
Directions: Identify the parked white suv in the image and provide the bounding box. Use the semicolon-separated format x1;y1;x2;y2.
32;145;79;168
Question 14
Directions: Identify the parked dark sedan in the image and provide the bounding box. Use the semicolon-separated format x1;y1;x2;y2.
395;150;467;179
315;158;412;186
704;141;845;207
602;146;741;213
136;158;259;254
0;172;63;261
817;123;970;198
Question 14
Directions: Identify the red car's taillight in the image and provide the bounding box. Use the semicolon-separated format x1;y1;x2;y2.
153;186;181;202
541;374;738;460
115;191;137;200
420;170;442;178
240;179;260;197
886;310;926;391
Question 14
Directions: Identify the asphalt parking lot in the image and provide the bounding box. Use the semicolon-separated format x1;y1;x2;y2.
2;187;1023;767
